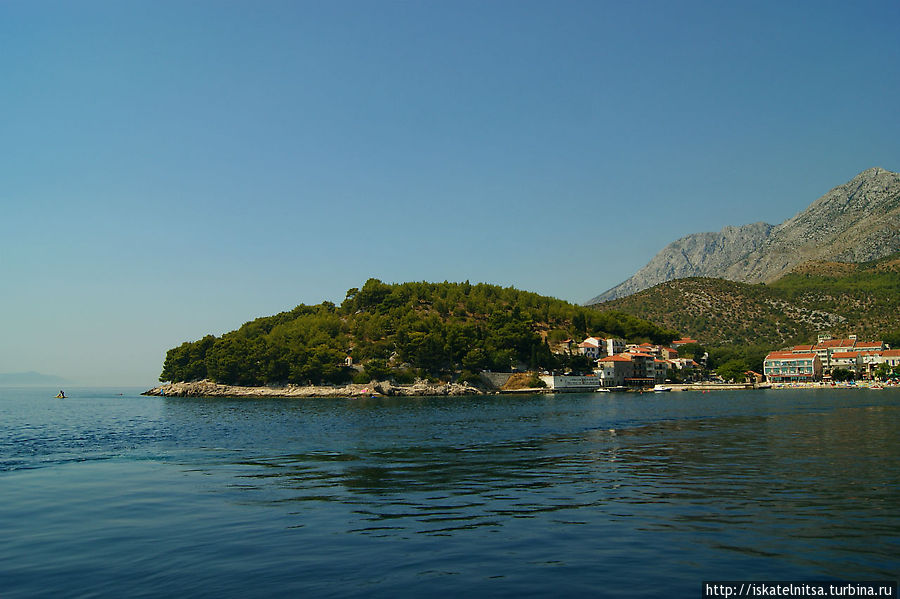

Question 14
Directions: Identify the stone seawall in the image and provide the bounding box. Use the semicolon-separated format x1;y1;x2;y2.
479;372;516;389
143;379;483;398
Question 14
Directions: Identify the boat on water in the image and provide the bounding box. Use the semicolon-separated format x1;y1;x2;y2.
55;391;66;399
653;385;672;393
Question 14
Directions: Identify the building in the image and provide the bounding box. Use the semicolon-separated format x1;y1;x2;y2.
539;374;602;391
811;338;858;371
746;371;765;384
830;351;862;375
605;338;626;356
660;347;679;360
577;337;606;360
669;358;699;372
553;339;575;355
764;351;822;383
881;349;900;368
860;351;885;379
626;353;658;387
653;359;670;383
671;337;699;347
596;355;633;387
855;341;885;351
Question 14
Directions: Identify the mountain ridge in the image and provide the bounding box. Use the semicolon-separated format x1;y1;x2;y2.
587;167;900;304
591;253;900;349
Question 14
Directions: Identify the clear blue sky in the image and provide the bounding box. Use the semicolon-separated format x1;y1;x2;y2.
2;0;898;385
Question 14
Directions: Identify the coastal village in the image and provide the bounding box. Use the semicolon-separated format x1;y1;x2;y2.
762;335;900;385
149;332;900;398
535;334;899;392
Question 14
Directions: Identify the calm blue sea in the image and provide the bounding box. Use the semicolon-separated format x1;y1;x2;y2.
1;387;897;598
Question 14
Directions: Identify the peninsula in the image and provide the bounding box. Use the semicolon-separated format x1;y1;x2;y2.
149;280;678;397
148;262;900;398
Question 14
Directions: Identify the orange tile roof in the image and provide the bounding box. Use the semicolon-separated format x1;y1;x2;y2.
598;355;632;362
855;342;883;348
792;345;813;351
814;339;856;349
831;352;860;359
768;352;817;359
882;349;900;357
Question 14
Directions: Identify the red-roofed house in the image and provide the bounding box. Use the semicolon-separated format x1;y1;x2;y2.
764;352;822;383
881;349;900;368
669;358;699;372
628;353;660;386
831;351;862;374
812;338;857;370
661;347;679;360
859;351;884;378
854;341;884;351
553;339;575;354
577;337;606;360
596;355;633;387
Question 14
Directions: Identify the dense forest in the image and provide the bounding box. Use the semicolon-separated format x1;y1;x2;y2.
160;279;679;386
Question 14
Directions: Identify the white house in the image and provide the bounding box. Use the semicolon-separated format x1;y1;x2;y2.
605;338;626;356
830;351;862;374
578;337;606;360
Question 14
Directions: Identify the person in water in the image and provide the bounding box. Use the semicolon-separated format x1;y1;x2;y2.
57;390;66;398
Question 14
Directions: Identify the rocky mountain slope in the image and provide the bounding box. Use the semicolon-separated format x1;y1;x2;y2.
587;167;900;303
592;254;900;348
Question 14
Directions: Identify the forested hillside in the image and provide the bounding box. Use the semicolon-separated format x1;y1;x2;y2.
594;255;900;349
160;279;679;385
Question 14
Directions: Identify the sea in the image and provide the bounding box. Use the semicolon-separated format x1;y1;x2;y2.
1;387;897;598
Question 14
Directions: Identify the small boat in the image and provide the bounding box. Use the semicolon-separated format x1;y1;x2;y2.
55;392;66;399
653;385;672;393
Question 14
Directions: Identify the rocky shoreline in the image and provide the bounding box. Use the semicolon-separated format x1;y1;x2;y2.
142;379;484;398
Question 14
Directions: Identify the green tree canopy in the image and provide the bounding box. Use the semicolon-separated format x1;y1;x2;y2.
160;279;677;385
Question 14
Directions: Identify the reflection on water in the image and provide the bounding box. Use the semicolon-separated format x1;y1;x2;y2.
1;388;898;597
168;392;900;581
